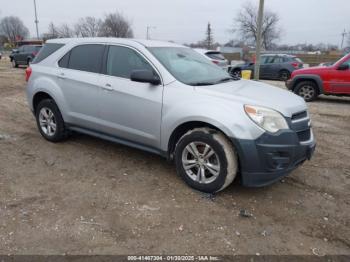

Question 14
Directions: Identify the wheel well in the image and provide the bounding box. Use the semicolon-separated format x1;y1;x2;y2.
167;121;227;160
33;92;53;113
293;78;320;93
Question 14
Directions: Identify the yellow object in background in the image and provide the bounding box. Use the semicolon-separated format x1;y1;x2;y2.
241;70;252;80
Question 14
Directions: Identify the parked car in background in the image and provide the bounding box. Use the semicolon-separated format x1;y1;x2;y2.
25;38;315;193
318;61;334;67
230;54;304;81
287;53;350;101
9;49;17;62
11;45;42;67
194;48;229;70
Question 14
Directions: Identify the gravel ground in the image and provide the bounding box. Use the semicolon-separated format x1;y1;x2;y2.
0;59;349;255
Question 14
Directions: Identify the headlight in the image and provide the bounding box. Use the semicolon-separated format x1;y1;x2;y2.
244;105;289;133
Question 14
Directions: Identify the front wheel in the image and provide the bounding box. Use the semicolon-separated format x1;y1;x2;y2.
12;60;18;68
174;128;238;193
294;81;318;102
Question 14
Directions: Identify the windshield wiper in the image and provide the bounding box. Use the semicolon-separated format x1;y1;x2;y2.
215;77;235;84
189;82;215;86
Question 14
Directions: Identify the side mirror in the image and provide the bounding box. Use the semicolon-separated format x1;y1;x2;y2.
338;64;349;70
130;70;161;85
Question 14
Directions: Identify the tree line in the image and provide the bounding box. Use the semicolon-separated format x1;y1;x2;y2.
0;11;133;44
0;2;348;51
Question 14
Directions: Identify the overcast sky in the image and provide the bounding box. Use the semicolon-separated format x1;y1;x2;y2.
0;0;348;46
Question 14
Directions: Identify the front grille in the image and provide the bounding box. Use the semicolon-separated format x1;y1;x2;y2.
291;111;307;121
290;110;312;143
297;129;311;142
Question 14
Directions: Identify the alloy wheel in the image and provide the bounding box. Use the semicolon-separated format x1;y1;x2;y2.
181;142;221;184
38;107;57;136
298;85;315;100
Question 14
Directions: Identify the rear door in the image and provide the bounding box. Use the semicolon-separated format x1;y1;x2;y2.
259;56;274;78
57;44;105;129
329;57;350;94
98;45;163;148
15;46;26;64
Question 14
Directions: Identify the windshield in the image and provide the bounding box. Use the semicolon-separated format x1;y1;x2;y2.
149;47;232;86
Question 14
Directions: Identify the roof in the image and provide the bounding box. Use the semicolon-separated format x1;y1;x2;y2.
46;37;185;48
262;53;296;57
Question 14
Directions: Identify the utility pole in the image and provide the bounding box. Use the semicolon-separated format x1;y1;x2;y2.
146;26;156;40
33;0;40;39
340;29;346;50
254;0;264;80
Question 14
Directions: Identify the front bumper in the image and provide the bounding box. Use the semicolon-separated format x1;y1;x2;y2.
285;79;294;90
231;129;316;187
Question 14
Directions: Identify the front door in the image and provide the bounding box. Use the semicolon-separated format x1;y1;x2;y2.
98;45;163;148
329;58;350;94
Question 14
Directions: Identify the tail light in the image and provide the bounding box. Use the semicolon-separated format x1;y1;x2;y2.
291;62;299;69
25;67;32;82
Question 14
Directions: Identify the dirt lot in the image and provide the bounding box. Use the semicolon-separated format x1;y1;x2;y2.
0;59;349;256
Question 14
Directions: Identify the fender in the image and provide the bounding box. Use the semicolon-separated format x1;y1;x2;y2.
289;74;324;94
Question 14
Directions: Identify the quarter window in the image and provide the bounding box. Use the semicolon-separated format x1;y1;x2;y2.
106;46;154;79
67;44;105;73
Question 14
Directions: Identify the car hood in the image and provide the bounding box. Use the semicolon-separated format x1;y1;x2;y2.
293;66;330;74
195;79;307;118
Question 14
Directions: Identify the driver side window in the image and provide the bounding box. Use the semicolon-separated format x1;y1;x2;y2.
106;45;154;79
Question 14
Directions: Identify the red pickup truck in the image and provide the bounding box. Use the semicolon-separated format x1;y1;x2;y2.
286;53;350;101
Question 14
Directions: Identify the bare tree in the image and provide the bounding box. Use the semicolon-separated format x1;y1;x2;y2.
0;16;29;43
99;12;133;38
204;22;214;49
42;22;59;40
233;2;282;50
42;22;74;39
57;23;74;38
74;16;102;37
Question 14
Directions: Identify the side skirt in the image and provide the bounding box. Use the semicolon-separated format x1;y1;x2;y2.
67;124;167;158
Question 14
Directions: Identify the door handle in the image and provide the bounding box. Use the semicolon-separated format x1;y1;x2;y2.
57;73;66;79
102;83;113;91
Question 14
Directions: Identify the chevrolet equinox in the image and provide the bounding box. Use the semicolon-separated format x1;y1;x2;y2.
26;38;316;193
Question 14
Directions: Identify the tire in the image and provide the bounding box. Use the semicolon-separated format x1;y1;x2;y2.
27;58;32;66
294;81;319;102
230;69;241;79
35;99;69;142
12;60;18;68
174;128;238;193
279;70;290;81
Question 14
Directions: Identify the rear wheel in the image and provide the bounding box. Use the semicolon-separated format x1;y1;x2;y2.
279;70;290;81
294;81;319;102
174;128;238;193
230;69;241;79
35;99;69;142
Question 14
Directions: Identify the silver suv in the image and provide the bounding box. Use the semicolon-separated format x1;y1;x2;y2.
26;38;316;193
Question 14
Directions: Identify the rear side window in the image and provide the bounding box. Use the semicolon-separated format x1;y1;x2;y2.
206;52;226;60
273;57;283;63
58;52;70;68
67;44;105;73
32;44;63;64
106;45;154;78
